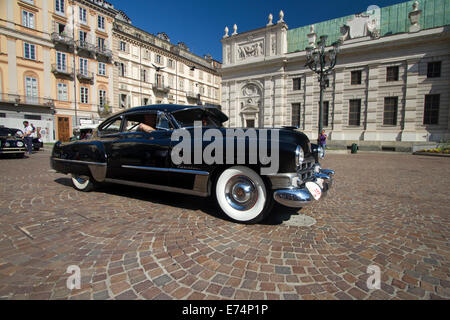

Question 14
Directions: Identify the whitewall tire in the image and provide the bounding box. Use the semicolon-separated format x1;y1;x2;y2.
71;174;95;192
215;166;272;224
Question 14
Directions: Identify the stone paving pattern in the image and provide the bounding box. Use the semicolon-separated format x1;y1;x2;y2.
0;150;449;300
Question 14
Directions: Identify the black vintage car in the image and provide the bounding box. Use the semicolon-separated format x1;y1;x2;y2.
51;105;334;224
0;127;27;157
10;128;44;151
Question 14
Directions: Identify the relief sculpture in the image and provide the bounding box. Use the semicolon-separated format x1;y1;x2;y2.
237;41;264;60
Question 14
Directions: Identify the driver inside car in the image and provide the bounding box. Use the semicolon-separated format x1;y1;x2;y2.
137;114;157;133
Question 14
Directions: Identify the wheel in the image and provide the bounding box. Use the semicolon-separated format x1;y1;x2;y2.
71;174;96;192
215;166;273;224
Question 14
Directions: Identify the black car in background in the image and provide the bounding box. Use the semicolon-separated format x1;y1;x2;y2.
0;127;26;158
10;128;44;151
51;105;334;224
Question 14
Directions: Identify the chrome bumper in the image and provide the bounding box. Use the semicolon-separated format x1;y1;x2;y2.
273;169;334;208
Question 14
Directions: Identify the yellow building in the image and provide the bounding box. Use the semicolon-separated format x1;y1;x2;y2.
0;0;117;142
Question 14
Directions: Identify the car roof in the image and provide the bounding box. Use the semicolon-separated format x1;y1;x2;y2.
117;104;220;115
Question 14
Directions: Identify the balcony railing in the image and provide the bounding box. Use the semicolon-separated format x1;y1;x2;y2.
98;104;112;117
76;40;96;54
186;91;200;99
96;46;112;59
51;64;73;78
153;84;171;93
0;93;54;108
76;69;95;83
51;32;75;49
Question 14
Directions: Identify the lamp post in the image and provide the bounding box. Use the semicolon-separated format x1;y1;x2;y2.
305;36;341;143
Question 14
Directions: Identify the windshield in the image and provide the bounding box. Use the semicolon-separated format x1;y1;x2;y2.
172;108;223;128
0;128;15;136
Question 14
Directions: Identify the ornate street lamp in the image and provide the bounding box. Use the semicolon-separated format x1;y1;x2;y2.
305;36;341;143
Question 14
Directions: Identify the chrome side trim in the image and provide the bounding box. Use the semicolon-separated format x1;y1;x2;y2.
267;173;297;189
104;178;209;197
121;165;209;176
52;158;107;166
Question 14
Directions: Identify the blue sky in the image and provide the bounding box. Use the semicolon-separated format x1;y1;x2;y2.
112;0;407;62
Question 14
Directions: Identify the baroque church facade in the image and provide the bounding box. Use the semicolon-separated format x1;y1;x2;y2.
220;0;450;147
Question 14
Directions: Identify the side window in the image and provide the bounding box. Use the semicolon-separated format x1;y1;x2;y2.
156;113;172;130
99;117;122;135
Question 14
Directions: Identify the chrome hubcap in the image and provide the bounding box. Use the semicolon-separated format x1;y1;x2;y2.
225;175;258;211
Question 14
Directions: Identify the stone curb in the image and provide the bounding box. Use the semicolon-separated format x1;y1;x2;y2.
412;152;450;158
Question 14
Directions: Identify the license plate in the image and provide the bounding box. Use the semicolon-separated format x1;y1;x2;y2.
306;182;322;200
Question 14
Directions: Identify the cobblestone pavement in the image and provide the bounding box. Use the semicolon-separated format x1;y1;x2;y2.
0;150;449;300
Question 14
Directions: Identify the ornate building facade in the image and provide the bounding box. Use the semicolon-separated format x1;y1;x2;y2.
221;0;450;147
112;19;221;111
0;0;117;142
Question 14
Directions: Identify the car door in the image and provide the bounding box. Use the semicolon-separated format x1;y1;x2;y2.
108;111;172;186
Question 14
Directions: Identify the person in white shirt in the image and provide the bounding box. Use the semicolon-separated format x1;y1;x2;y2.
23;121;33;155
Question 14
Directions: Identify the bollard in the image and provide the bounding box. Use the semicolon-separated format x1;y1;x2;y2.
351;143;358;154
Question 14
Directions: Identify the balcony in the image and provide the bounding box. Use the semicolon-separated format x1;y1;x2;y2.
0;93;54;108
153;84;171;94
96;46;113;61
76;40;96;57
51;32;75;50
98;104;112;117
51;64;74;78
77;69;95;83
186;91;200;100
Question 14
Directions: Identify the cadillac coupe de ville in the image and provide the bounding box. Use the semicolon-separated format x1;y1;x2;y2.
51;105;334;224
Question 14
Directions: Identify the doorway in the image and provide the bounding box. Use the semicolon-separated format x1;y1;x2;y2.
57;116;70;142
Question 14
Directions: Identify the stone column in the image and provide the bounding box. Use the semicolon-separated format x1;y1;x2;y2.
273;75;285;127
331;67;345;140
263;76;274;127
364;64;379;141
401;58;424;141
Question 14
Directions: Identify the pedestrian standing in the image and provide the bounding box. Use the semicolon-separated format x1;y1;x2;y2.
319;130;327;157
23;121;33;155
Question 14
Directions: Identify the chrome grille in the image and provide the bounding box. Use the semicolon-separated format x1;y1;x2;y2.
297;159;315;183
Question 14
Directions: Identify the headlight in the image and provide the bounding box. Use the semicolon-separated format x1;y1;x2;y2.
318;146;325;159
5;142;10;147
17;141;24;147
295;146;304;166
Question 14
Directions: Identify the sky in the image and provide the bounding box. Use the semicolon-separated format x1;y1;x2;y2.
112;0;408;62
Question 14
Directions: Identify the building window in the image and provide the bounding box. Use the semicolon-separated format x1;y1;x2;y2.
199;70;203;80
423;94;440;125
57;83;68;101
348;99;361;126
56;52;67;71
386;66;399;82
351;70;362;85
79;7;87;24
168;59;174;69
80;87;89;104
24;43;36;60
383;97;398;125
293;78;301;91
120;41;126;52
119;94;129;108
322;101;329;127
25;114;41;120
427;61;441;78
98;62;106;76
79;58;88;75
25;77;38;102
55;0;65;15
79;30;87;43
156;54;162;64
22;10;35;29
97;37;105;50
141;69;147;82
291;103;301;127
0;113;5;118
118;63;126;77
99;90;106;106
97;15;105;30
179;79;184;90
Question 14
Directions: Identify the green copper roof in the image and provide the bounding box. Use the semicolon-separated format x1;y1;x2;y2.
287;0;450;53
